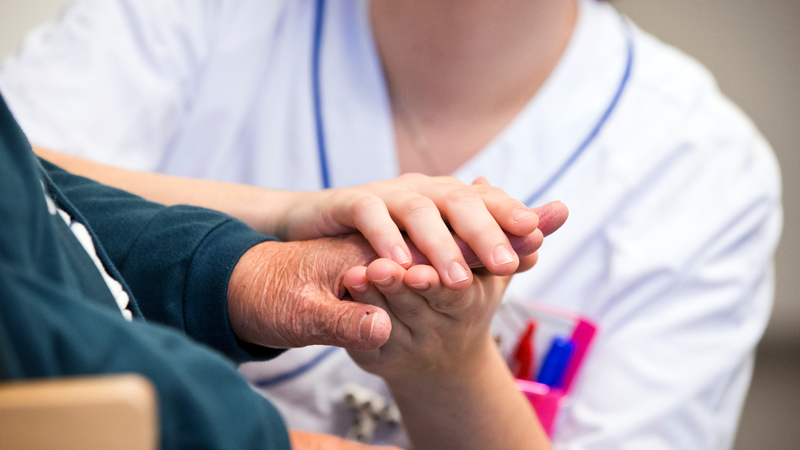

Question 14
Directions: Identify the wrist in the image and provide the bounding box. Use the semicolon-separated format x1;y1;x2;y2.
226;240;284;345
385;336;545;450
249;190;303;238
384;334;502;396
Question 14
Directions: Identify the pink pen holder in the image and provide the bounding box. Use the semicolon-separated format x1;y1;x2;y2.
492;301;598;438
515;380;563;436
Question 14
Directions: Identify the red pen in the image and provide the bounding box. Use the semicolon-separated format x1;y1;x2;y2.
512;320;537;380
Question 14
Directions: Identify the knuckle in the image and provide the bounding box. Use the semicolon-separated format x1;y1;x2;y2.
391;299;427;319
471;221;502;238
427;233;459;252
474;184;499;197
332;307;357;343
327;189;352;208
370;219;400;237
285;289;324;345
308;299;359;347
399;195;438;219
444;186;481;206
429;296;462;313
350;193;384;216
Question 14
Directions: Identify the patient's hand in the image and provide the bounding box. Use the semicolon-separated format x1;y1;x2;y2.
343;261;539;450
342;199;566;367
342;198;565;450
227;235;390;351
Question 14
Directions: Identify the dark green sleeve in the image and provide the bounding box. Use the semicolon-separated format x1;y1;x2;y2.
41;160;282;363
0;270;290;450
0;93;289;449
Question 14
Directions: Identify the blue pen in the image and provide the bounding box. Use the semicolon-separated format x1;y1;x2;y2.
536;336;575;388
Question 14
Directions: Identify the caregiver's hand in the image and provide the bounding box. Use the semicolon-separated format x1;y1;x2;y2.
274;174;560;290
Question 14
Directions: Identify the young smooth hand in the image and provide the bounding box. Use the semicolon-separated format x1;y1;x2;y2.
340;202;567;450
273;175;548;289
344;258;506;378
342;260;551;450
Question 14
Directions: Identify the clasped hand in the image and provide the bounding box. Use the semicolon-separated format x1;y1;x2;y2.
227;172;568;353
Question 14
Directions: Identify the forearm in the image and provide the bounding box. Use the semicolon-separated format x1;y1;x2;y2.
34;146;298;236
385;337;551;450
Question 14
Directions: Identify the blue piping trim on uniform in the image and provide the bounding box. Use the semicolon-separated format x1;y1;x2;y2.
312;0;331;189
524;19;635;207
253;346;340;389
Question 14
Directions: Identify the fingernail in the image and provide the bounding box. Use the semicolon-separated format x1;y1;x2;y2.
374;276;393;287
391;245;410;265
493;245;516;266
359;312;375;341
408;280;431;290
513;207;536;223
447;262;470;284
350;281;369;292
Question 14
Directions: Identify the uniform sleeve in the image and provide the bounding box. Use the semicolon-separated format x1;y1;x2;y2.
555;95;782;449
0;0;218;171
42;159;282;363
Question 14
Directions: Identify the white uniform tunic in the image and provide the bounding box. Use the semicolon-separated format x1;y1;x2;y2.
0;0;782;448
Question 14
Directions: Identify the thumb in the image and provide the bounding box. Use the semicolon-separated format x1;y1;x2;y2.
532;200;569;237
229;237;390;351
291;294;392;351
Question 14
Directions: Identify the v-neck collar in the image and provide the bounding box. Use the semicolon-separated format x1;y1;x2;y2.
319;0;631;201
453;0;632;205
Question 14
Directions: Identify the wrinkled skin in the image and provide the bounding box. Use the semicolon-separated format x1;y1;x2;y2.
228;234;390;351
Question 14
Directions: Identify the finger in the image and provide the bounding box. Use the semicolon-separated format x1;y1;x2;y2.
516;251;539;273
383;191;473;290
343;266;390;312
404;229;544;269
405;200;566;270
366;259;435;329
295;296;393;351
471;176;491;186
452;229;544;269
532;200;569;237
446;200;564;270
469;180;540;237
427;185;522;276
404;264;470;316
328;191;413;268
292;236;391;351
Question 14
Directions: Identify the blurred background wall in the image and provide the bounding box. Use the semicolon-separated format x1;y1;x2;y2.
1;0;797;448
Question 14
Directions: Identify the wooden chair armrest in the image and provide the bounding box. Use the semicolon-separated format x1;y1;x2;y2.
0;374;158;450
